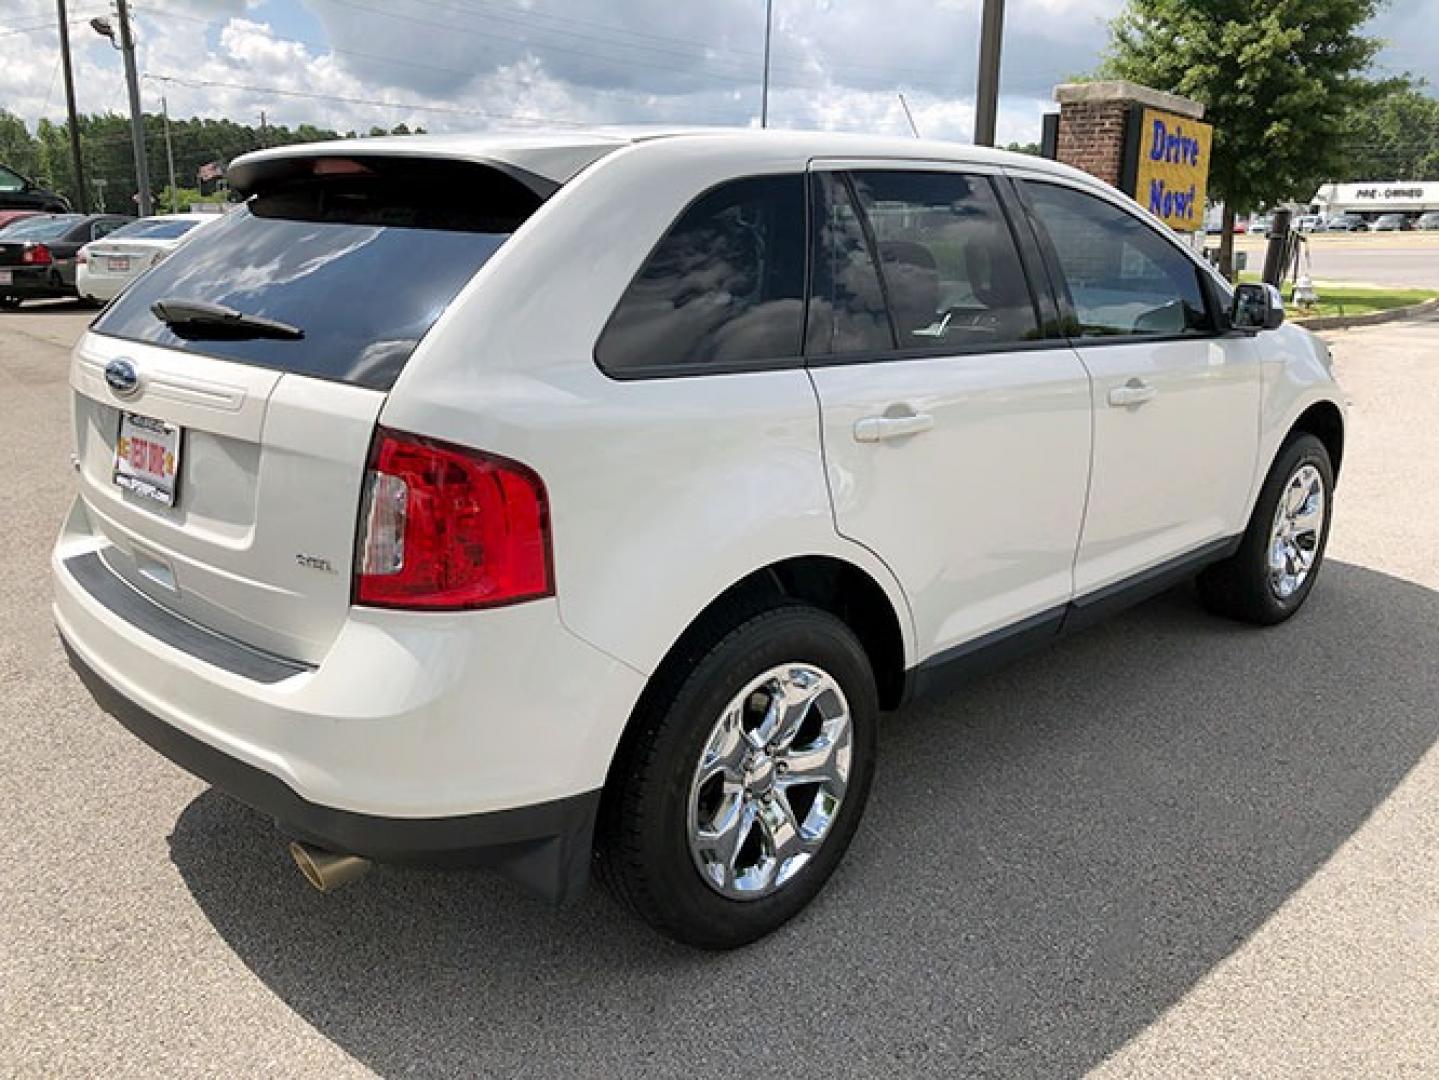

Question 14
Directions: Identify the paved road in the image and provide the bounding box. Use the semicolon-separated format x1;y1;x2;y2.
2;302;1436;1077
1235;231;1439;289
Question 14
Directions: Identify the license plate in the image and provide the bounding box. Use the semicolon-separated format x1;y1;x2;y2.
0;269;10;285
108;256;130;272
114;412;183;506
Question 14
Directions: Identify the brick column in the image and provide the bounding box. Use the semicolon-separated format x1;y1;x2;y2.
1052;80;1205;189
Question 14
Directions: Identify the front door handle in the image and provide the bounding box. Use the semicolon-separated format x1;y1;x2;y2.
853;412;935;443
1108;379;1158;408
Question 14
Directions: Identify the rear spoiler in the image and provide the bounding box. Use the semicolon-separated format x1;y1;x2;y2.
227;137;627;201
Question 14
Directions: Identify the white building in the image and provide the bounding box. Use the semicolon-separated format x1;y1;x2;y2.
1311;181;1439;216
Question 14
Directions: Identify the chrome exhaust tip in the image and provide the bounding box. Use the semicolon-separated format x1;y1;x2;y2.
288;841;371;893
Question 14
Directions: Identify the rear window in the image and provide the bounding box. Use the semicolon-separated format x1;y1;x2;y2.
107;217;206;241
93;159;543;390
3;214;82;240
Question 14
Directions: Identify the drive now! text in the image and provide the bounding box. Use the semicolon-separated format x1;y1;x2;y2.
1147;116;1203;222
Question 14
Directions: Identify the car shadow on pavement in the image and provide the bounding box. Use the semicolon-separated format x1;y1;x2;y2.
168;560;1439;1078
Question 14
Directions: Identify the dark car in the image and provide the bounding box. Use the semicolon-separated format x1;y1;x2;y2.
0;213;134;308
0;162;70;213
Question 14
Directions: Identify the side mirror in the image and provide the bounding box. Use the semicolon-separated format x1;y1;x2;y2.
1232;282;1285;331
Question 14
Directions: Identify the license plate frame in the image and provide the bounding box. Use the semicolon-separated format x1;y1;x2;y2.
113;412;183;507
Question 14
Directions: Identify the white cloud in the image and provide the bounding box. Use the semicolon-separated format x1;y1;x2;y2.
1;0;1429;155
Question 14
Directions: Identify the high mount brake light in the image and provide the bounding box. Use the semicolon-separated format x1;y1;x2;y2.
354;428;553;610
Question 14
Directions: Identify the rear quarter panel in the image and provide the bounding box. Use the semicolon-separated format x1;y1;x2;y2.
380;139;917;679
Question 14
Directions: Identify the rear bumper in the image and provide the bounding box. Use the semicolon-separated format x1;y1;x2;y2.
53;495;647;902
1;265;74;298
62;636;600;902
74;264;126;302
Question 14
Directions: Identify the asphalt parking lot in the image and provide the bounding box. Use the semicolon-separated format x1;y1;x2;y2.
1234;230;1439;289
1;302;1436;1077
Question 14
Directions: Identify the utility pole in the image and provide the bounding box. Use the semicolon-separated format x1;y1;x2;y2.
259;110;268;148
161;92;177;210
760;0;773;128
973;0;1005;147
114;0;152;215
56;0;89;212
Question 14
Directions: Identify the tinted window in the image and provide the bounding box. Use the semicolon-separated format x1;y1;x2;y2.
91;219;129;240
0;165;24;192
595;175;805;375
806;173;894;356
1;214;83;240
108;217;203;241
93;161;542;390
850;170;1039;348
1023;181;1210;337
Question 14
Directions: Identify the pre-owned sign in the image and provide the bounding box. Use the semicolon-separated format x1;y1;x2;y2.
1120;106;1213;232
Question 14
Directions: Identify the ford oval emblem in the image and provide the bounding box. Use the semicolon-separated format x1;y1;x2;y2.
104;358;140;397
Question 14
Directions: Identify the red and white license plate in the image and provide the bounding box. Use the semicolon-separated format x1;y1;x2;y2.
113;412;183;506
107;256;130;272
0;269;11;286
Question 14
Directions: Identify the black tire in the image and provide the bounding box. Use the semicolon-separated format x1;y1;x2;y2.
596;604;878;950
1198;433;1334;624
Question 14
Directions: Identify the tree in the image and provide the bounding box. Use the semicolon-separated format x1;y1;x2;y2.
1337;79;1439;181
1100;0;1386;277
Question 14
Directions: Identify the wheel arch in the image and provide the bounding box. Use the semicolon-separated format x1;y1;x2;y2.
1287;399;1345;482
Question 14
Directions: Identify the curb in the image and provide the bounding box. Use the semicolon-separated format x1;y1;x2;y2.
1294;296;1439;331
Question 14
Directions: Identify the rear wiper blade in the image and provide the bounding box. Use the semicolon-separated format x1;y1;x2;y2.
151;298;304;340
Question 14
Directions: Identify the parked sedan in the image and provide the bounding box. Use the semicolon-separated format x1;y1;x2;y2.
1323;213;1369;232
1372;213;1412;232
77;213;222;303
0;213;133;308
1418;211;1439;231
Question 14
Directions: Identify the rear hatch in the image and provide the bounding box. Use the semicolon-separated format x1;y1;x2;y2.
74;156;546;664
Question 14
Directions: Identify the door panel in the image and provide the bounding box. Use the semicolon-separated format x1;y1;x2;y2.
812;354;1092;656
1069;336;1260;594
807;168;1092;661
1014;178;1261;595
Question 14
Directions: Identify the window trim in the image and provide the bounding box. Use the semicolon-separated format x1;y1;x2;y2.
1012;175;1224;346
591;171;812;382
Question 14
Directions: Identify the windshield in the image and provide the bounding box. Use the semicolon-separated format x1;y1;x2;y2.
1;214;82;240
106;217;207;241
92;159;544;390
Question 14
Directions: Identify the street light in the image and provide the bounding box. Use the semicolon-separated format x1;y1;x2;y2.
91;2;152;216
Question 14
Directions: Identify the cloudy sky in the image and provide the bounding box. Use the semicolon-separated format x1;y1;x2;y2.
1;0;1434;147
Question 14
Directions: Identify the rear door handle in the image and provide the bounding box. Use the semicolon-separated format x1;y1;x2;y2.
853;412;935;442
1107;380;1158;407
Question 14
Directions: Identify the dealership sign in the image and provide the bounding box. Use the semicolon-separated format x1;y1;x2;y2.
1120;106;1213;232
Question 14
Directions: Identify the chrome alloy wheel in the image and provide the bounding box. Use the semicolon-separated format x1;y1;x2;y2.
1268;463;1326;600
686;663;852;900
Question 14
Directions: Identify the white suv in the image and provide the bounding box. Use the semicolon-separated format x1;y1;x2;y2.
53;131;1345;949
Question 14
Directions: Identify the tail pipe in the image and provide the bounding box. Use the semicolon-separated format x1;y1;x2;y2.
289;841;371;893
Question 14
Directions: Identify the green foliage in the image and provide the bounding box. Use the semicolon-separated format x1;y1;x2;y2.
157;186;204;213
1337;79;1439;180
1099;0;1387;211
0;108;343;213
1003;141;1042;156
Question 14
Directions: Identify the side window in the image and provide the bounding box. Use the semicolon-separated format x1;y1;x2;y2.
92;219;124;240
595;175;805;376
1021;181;1212;338
849;170;1040;349
806;172;894;356
0;165;26;192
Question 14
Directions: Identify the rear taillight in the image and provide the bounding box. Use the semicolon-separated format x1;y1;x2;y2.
354;427;553;610
22;243;52;265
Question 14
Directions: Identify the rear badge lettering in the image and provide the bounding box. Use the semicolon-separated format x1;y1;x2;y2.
296;554;337;574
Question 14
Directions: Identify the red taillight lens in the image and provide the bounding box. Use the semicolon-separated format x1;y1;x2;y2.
22;243;52;265
354;428;553;610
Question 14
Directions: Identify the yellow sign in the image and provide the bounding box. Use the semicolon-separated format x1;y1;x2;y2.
1131;106;1212;232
